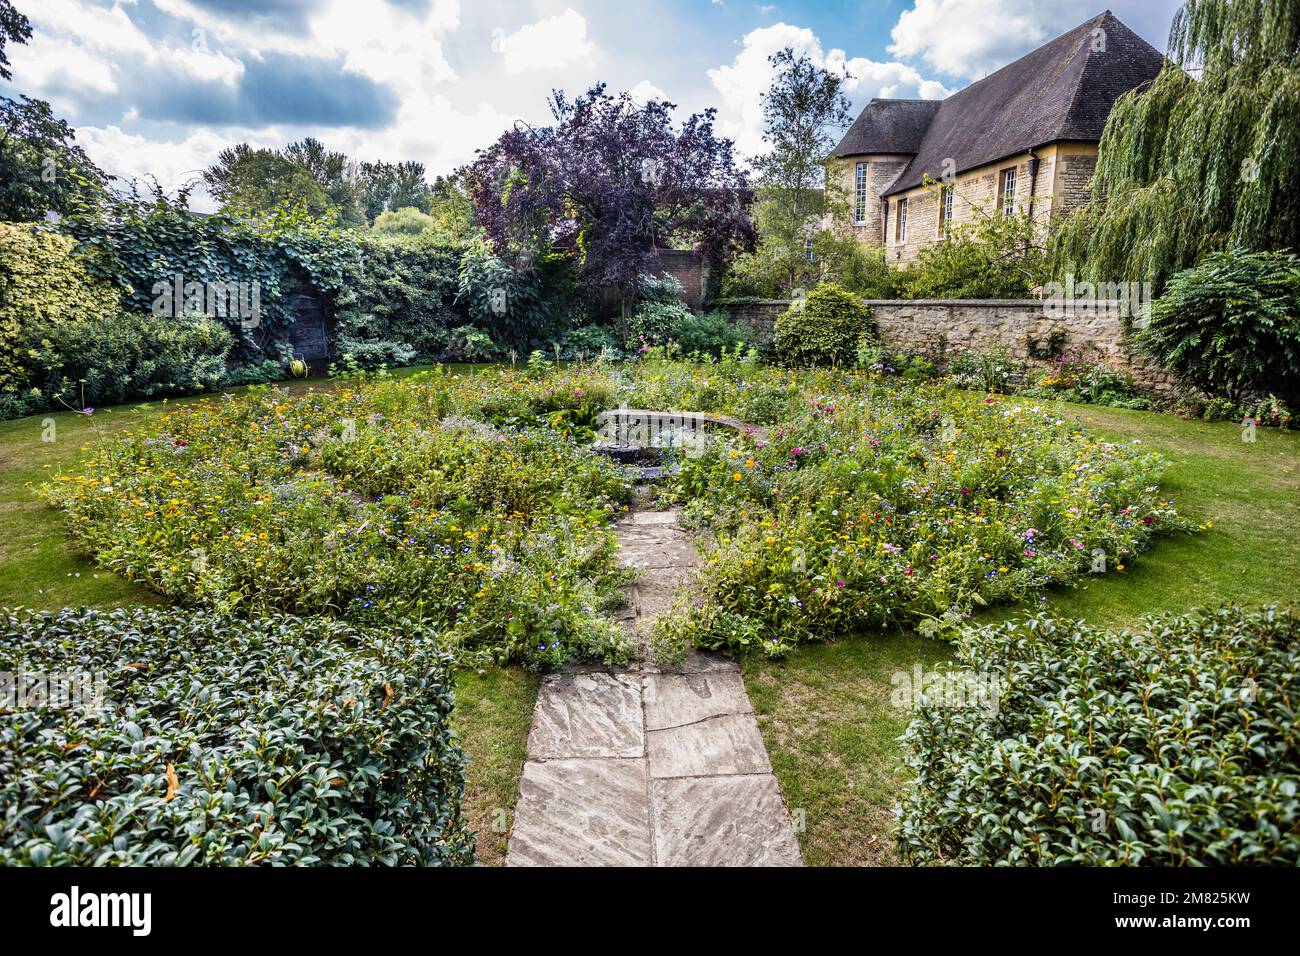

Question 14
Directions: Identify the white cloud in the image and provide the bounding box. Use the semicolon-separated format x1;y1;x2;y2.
708;22;949;158
496;9;596;74
888;0;1079;79
10;33;119;99
77;124;240;210
628;80;669;103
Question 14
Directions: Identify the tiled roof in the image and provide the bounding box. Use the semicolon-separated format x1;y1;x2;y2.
829;98;942;157
829;11;1166;197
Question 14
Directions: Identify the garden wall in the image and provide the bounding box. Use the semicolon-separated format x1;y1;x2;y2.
717;297;1177;394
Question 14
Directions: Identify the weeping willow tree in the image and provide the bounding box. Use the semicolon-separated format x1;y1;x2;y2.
1051;0;1300;293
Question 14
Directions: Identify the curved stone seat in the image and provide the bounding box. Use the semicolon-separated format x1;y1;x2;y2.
593;407;768;449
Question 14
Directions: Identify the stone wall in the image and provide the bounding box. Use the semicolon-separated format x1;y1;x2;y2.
716;296;1176;395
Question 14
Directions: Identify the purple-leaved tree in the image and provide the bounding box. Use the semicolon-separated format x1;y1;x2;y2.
466;84;756;338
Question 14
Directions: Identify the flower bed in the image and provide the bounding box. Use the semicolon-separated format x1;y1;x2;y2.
637;354;1188;655
41;369;632;668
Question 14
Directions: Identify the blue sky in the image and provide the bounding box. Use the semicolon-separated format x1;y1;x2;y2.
1;0;1185;209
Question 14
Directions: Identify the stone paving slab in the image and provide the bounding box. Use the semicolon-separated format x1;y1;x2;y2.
643;669;751;731
647;712;773;779
508;758;652;867
527;672;643;759
651;775;803;867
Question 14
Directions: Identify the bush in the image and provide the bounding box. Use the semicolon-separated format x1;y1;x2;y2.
897;608;1300;865
0;222;122;393
1143;249;1300;402
559;323;619;359
0;606;473;866
773;283;873;366
22;312;232;409
445;324;498;363
335;334;417;371
629;299;690;346
899;212;1045;300
671;310;752;357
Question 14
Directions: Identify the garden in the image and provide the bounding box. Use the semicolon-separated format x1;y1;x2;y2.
1;0;1298;870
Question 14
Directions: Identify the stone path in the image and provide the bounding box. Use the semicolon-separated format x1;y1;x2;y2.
506;499;803;867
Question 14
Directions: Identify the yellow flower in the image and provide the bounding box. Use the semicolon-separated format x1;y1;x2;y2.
732;472;742;481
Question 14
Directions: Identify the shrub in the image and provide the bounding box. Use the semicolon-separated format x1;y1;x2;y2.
1143;249;1300;402
899;211;1045;299
897;608;1300;865
0;222;122;392
773;283;872;366
671;310;751;357
22;311;232;409
445;324;498;362
630;299;690;346
456;241;586;351
0;606;473;866
335;334;417;371
559;323;619;359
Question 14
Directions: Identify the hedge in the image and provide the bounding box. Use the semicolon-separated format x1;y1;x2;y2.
897;607;1300;865
0;222;122;393
0;607;473;866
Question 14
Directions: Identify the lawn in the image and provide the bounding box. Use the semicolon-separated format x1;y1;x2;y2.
742;398;1300;866
0;377;538;867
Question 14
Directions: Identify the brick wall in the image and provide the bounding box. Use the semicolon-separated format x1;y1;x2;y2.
601;249;708;314
716;296;1176;395
649;249;707;311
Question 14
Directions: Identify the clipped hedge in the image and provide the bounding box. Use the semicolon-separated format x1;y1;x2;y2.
0;607;473;866
773;283;873;366
897;607;1300;865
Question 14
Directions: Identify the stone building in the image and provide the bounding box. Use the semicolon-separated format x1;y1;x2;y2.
829;11;1165;265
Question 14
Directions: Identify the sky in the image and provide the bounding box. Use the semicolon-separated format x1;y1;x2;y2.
1;0;1186;211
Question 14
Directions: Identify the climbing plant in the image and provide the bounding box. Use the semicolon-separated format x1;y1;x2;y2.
1050;0;1300;293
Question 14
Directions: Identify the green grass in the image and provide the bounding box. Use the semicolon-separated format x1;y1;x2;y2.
0;372;537;866
743;399;1300;867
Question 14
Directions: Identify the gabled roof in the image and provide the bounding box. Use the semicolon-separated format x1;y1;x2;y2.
831;11;1166;198
830;98;942;158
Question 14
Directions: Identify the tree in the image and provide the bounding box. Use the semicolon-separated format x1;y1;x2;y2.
748;47;855;296
0;0;31;82
466;84;755;338
370;206;435;241
281;137;363;225
1051;0;1300;293
0;95;108;221
203;144;337;222
358;160;433;222
203;138;366;226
